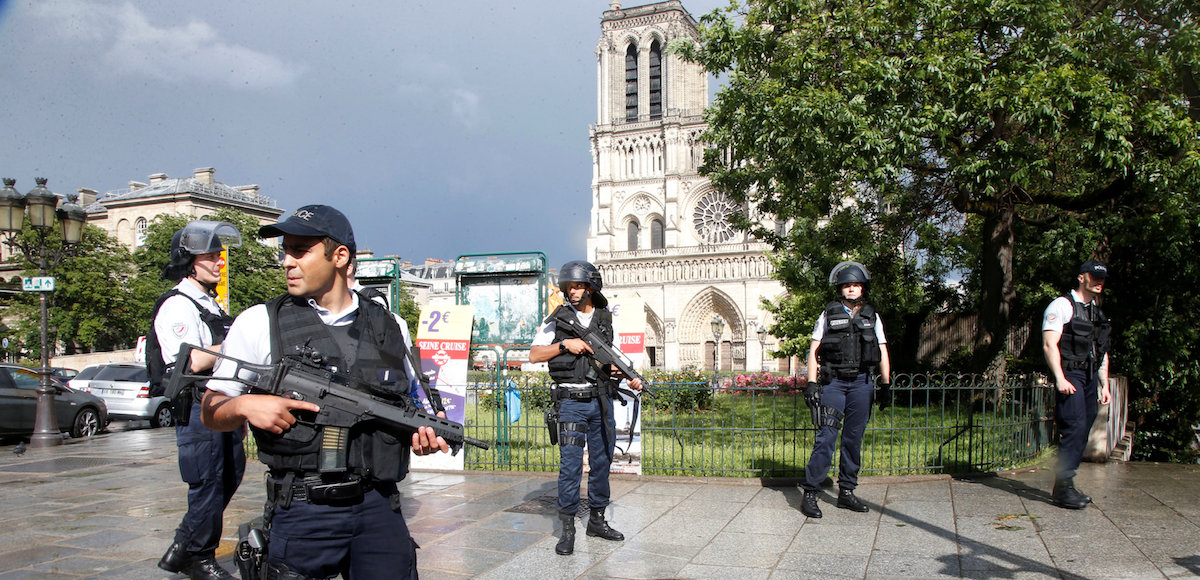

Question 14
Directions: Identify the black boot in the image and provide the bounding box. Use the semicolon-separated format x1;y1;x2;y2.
586;507;624;541
182;556;236;580
837;488;869;513
801;490;822;518
555;515;576;555
157;541;190;574
1052;478;1090;510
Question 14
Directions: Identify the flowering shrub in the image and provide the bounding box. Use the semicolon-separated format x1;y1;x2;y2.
719;372;806;396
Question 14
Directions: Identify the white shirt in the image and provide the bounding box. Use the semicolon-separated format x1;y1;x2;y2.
533;306;618;388
155;280;224;364
811;306;888;343
1043;290;1091;333
207;292;415;396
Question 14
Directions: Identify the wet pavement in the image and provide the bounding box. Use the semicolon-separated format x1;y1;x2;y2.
0;427;1197;579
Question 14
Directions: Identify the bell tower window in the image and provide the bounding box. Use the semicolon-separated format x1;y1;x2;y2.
649;40;662;120
625;44;639;122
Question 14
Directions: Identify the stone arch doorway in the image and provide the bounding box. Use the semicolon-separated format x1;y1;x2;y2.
678;288;745;371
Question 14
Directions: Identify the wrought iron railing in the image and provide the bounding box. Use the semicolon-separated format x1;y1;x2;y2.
462;372;1057;477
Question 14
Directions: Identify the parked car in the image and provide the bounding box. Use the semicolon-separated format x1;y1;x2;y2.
82;362;174;428
49;367;80;381
0;363;108;439
66;363;104;392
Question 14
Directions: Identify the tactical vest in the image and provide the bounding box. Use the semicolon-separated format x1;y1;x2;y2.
146;288;233;397
546;305;613;385
252;293;414;482
816;301;882;379
1056;294;1111;371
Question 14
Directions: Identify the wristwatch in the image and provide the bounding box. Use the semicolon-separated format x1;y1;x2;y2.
559;342;568;354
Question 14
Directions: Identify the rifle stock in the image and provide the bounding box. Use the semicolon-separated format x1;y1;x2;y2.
168;344;489;455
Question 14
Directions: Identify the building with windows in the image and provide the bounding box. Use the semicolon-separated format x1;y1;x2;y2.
0;167;281;283
83;167;283;251
588;1;786;371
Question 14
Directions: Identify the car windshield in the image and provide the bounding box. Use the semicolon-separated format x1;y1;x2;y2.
93;365;148;382
74;366;103;381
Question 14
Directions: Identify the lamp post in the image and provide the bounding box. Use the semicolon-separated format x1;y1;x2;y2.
710;314;724;373
757;326;768;371
0;178;88;448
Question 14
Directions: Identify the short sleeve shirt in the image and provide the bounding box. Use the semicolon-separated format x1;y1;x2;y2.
154;280;223;365
811;306;888;344
207;293;415;397
1042;290;1090;333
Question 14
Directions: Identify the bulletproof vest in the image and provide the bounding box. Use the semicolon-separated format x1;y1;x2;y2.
146;288;234;397
1056;294;1111;370
816;301;882;379
546;305;613;384
252;293;413;482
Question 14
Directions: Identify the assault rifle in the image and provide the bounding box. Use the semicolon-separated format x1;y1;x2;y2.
547;309;654;398
164;344;489;455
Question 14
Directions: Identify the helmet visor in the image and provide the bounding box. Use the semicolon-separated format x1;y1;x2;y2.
179;221;242;254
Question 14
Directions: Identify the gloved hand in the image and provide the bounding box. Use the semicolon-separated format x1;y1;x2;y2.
876;381;892;408
803;382;821;409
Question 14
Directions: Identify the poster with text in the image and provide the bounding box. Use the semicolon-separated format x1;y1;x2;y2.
410;304;474;471
608;296;646;475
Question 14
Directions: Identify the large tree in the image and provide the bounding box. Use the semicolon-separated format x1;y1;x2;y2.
681;0;1199;364
682;0;1200;458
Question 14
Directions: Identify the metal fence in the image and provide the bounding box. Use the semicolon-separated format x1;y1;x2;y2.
462;372;1057;478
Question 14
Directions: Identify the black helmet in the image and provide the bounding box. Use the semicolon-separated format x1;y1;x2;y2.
829;261;870;302
162;220;242;282
558;260;607;308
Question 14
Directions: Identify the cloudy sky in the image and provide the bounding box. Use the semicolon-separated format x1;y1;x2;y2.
0;0;728;270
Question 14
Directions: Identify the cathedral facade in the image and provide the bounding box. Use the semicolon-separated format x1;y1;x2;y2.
587;1;785;372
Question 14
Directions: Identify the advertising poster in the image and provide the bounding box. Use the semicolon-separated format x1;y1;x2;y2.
608;296;646;475
460;276;541;346
410;304;474;471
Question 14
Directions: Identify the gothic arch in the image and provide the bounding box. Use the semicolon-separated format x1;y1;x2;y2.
618;192;662;218
676;287;747;369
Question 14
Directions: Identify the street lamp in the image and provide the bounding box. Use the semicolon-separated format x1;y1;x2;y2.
0;177;88;448
710;314;724;373
757;326;768;371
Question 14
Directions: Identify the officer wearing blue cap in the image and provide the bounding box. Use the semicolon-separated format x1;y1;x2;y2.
1042;259;1112;509
202;205;448;579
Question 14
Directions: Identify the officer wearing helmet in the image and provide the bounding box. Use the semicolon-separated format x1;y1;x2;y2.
150;220;246;580
1042;260;1112;509
530;260;643;556
800;261;891;519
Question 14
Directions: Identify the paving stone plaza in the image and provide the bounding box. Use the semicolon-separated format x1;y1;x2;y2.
0;427;1197;579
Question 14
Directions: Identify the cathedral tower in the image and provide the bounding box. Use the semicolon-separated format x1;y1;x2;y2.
588;1;784;371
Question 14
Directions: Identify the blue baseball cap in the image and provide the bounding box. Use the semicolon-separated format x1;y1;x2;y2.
260;205;356;253
1078;260;1108;279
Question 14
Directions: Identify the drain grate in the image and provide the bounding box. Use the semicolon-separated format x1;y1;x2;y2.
505;494;590;518
0;456;127;474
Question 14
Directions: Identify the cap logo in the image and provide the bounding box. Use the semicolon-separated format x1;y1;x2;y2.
294;209;314;221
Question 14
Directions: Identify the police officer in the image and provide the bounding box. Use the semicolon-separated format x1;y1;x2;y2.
201;205;449;579
152;220;245;580
800;261;891;518
529;261;642;556
1042;260;1112;509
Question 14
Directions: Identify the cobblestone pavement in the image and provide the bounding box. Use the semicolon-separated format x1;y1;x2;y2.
0;427;1197;579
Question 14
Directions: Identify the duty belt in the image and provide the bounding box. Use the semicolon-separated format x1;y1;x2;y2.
556;385;600;400
1062;360;1093;371
267;472;371;506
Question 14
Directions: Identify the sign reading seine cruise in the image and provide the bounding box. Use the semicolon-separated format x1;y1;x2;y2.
411;304;475;470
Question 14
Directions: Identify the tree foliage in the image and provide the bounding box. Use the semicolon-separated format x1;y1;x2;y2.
3;221;137;358
682;0;1200;459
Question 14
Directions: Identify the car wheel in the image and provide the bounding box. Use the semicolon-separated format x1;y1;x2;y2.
71;407;102;438
152;403;174;428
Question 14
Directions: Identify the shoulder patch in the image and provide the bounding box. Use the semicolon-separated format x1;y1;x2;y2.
171;322;188;338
